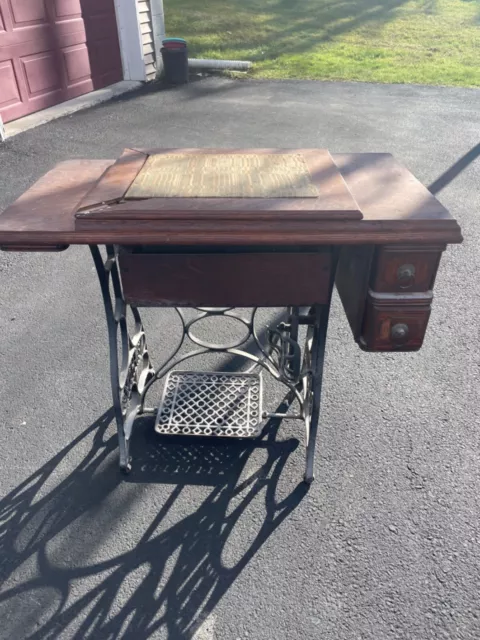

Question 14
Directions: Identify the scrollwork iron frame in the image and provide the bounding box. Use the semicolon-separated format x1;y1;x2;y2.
91;244;334;483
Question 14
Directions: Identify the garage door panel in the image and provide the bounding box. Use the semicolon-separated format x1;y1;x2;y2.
53;0;82;19
63;44;91;83
85;11;118;41
8;0;47;27
21;51;61;96
48;19;85;43
87;38;120;78
0;59;21;108
80;0;117;15
54;74;93;98
0;26;52;60
0;2;12;30
27;76;92;108
0;0;122;123
14;88;65;118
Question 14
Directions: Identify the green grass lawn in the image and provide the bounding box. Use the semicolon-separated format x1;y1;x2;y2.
164;0;480;86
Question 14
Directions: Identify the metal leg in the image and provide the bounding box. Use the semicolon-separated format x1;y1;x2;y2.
303;304;330;484
90;245;154;473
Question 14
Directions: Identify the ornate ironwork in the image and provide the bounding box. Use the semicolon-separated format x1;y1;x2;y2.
91;245;335;483
90;245;154;473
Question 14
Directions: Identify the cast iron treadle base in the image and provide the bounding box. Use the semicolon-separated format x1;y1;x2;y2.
155;371;263;438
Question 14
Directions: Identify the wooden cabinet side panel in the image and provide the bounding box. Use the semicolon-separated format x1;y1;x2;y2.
335;245;374;340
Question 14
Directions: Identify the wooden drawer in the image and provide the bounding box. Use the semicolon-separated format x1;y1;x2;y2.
360;291;432;352
371;245;444;293
118;248;332;307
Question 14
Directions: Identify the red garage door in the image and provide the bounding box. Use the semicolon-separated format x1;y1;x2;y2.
0;0;123;123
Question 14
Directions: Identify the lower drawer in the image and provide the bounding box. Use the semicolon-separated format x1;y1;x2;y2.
118;249;332;307
360;291;432;352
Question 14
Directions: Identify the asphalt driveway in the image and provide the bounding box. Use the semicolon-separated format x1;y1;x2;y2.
0;78;479;640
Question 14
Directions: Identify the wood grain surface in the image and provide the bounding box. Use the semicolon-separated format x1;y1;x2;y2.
0;153;463;248
119;250;332;307
76;149;147;212
360;290;433;352
371;244;445;293
0;159;114;250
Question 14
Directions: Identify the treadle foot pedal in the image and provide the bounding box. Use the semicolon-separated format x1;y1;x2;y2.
155;371;263;438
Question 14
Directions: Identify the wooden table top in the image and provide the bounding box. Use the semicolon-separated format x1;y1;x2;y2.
0;151;462;250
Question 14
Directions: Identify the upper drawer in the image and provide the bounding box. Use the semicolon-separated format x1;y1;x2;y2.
371;245;444;293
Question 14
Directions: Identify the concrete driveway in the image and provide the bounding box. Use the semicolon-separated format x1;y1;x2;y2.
0;79;479;640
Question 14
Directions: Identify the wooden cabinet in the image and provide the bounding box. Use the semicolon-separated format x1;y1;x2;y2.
0;152;462;356
336;244;444;352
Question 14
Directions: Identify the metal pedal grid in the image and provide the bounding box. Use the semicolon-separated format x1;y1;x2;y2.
155;371;263;438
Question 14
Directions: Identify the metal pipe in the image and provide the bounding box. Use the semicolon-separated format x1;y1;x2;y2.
188;58;252;71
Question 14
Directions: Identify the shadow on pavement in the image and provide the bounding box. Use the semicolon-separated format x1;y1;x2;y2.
0;406;306;639
428;142;480;195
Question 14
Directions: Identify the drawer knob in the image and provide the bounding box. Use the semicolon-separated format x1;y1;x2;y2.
391;323;409;343
397;263;416;288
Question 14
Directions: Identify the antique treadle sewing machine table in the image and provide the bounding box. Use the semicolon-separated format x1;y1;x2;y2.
0;149;462;483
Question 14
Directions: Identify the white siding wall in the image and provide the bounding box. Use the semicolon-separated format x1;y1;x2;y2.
114;0;164;82
138;0;165;80
113;0;146;81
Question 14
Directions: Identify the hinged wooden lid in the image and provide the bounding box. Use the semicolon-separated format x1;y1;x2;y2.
74;148;363;233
